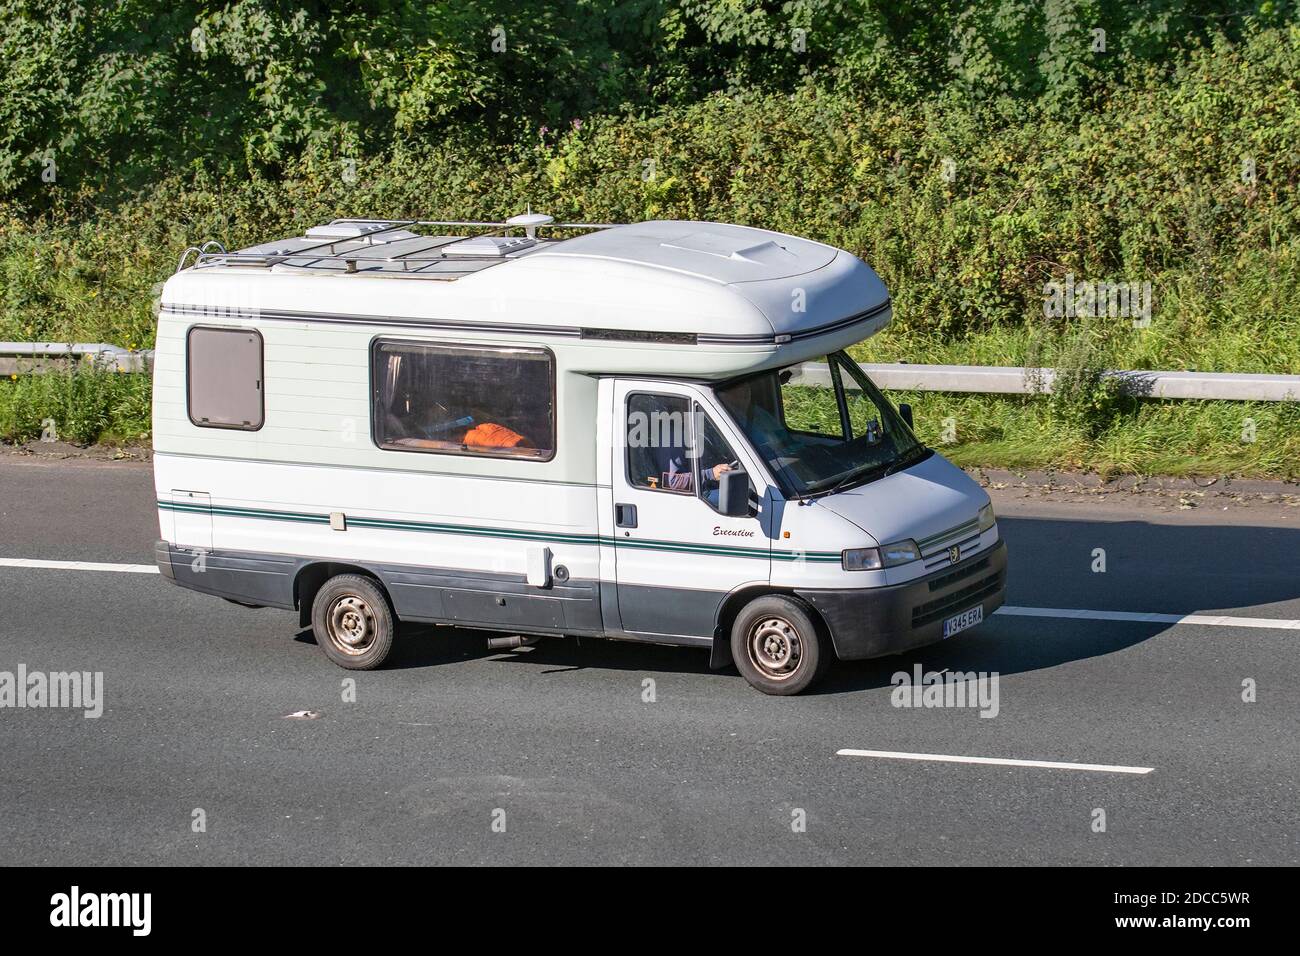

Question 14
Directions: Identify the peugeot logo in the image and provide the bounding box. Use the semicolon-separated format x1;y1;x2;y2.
948;545;961;565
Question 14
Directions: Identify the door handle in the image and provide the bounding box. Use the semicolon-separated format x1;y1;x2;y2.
614;503;638;528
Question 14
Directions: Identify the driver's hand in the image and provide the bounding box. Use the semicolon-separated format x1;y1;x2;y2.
711;463;733;480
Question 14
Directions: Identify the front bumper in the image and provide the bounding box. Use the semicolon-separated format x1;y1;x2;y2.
797;538;1007;660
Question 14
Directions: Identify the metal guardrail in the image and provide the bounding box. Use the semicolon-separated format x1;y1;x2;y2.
2;344;1297;401
791;362;1300;402
0;343;153;375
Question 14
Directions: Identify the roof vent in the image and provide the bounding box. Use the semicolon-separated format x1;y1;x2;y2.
304;222;418;243
660;233;794;265
444;235;537;257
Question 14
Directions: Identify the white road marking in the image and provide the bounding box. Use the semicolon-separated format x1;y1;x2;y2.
0;557;158;574
997;604;1300;630
837;749;1153;775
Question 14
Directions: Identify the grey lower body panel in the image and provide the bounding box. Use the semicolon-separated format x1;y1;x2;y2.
158;542;298;608
383;563;602;634
611;583;725;639
155;541;604;636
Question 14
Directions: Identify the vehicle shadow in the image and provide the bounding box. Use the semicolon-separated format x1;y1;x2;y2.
294;624;723;676
815;616;1166;696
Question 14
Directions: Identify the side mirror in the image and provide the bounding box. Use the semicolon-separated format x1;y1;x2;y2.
898;403;914;430
718;468;751;517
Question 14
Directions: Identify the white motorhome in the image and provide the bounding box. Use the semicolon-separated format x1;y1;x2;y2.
152;214;1005;694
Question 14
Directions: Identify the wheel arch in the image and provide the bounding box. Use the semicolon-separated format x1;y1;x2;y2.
294;561;392;628
710;584;833;670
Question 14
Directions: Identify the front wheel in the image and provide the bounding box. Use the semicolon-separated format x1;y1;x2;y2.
730;595;830;695
311;574;395;670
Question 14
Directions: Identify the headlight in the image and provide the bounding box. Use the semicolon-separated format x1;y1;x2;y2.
978;502;996;532
842;539;921;571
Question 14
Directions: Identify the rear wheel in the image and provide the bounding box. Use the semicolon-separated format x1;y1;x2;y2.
311;574;395;670
730;595;830;695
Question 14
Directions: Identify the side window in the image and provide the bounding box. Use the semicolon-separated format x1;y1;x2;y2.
626;393;693;492
779;361;844;439
694;405;746;513
187;326;264;430
834;353;892;443
372;341;555;460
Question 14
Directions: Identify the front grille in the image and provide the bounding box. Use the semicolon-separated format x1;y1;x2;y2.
922;533;982;570
911;571;1003;628
927;555;990;592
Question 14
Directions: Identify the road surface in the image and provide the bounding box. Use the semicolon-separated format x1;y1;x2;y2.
1;456;1297;865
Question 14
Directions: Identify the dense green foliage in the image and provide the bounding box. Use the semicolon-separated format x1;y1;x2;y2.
1;2;1297;474
1;363;151;444
3;1;1284;201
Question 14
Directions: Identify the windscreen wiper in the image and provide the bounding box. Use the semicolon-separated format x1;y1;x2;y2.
811;462;886;500
883;444;930;478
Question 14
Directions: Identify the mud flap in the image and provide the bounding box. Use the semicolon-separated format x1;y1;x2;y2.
709;634;734;670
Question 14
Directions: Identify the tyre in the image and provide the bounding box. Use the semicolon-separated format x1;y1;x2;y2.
730;595;830;695
311;573;395;670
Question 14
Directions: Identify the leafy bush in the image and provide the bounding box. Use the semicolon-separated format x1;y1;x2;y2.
0;364;152;444
1;1;1284;204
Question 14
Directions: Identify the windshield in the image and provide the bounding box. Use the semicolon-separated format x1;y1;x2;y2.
714;351;926;498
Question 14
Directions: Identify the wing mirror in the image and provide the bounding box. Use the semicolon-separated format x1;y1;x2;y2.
898;403;914;430
718;468;751;517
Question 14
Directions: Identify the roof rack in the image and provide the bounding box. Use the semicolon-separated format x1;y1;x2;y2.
176;214;619;276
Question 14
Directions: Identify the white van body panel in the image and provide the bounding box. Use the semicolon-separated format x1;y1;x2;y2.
154;452;602;584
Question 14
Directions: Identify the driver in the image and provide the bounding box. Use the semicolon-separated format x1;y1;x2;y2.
651;442;733;494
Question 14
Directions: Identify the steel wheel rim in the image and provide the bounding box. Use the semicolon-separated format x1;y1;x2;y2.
747;616;802;680
326;594;377;656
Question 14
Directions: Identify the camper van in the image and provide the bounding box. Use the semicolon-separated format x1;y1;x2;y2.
152;214;1006;695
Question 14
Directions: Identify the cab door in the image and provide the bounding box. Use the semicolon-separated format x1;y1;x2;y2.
609;379;771;637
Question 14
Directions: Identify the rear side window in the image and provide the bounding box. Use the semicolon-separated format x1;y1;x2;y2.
187;326;264;430
371;340;555;460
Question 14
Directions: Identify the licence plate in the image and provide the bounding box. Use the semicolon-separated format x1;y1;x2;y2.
943;605;983;638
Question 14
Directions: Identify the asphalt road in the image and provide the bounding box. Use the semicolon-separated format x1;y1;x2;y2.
1;456;1298;865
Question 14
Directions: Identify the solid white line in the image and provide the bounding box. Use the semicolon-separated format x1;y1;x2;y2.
996;604;1300;630
0;558;158;574
836;749;1153;775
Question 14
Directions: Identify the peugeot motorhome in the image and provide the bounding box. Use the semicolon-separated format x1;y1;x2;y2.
152;214;1006;694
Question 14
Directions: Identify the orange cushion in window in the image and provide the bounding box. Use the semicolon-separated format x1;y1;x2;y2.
463;422;530;449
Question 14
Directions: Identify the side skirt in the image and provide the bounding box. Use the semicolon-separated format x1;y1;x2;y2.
157;543;718;649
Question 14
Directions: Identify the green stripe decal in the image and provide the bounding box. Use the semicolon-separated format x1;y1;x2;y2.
156;500;841;562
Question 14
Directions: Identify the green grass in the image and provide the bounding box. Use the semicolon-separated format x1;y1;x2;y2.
896;391;1300;480
763;365;1300;482
842;323;1300;480
0;366;152;445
